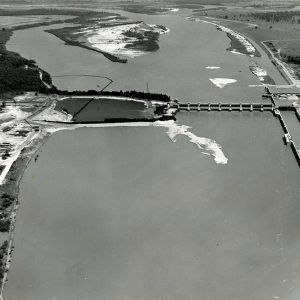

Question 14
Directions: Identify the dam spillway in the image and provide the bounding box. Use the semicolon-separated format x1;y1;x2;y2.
168;99;300;167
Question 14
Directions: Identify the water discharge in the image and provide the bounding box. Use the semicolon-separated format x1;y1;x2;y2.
154;120;228;164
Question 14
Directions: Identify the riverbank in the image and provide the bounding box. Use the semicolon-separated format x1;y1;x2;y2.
190;4;300;84
45;29;128;63
0;91;176;297
187;15;300;88
0;127;49;298
45;19;169;62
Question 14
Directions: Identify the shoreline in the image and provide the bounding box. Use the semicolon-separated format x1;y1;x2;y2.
187;16;299;87
44;29;128;63
187;16;261;57
0;131;50;299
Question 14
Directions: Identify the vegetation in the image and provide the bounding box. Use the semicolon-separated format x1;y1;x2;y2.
246;11;300;23
264;41;300;79
281;54;300;65
48;88;171;102
0;30;52;94
124;30;160;52
118;5;170;15
45;29;128;63
0;241;8;280
0;220;11;232
0;193;14;209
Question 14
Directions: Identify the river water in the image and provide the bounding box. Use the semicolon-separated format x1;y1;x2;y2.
5;10;300;300
7;10;286;102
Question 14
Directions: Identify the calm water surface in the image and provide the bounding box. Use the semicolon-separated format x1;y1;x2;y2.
5;9;300;300
5;113;300;300
7;10;286;102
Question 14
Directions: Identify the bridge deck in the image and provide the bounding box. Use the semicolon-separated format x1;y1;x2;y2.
171;103;274;112
168;101;300;167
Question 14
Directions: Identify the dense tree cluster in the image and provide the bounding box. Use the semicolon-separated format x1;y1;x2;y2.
0;220;10;232
265;42;300;66
281;54;300;65
0;193;14;209
49;88;171;102
0;241;8;280
0;54;51;93
246;11;300;23
0;30;52;94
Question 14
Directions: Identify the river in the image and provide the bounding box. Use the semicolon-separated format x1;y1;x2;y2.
4;9;300;300
7;10;286;102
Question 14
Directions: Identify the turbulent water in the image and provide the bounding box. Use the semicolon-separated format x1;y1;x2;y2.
5;10;300;300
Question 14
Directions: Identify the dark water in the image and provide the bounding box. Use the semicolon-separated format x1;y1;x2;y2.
55;97;153;122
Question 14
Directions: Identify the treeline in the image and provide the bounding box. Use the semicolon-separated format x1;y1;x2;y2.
246;11;300;23
0;241;8;281
281;53;300;65
0;54;52;93
0;30;52;94
48;88;171;102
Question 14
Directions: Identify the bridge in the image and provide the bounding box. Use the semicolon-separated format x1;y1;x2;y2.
165;99;300;167
168;102;274;112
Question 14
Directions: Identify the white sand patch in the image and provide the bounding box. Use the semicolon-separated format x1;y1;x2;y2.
154;120;228;165
0;106;31;123
32;102;72;122
14;92;36;102
39;70;52;89
287;95;299;101
230;49;245;55
249;63;268;82
86;22;169;58
209;78;237;88
217;25;256;57
35;120;227;165
206;66;221;69
0;102;44;184
0;122;38;185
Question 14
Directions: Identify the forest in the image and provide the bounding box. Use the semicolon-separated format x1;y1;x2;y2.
246;10;300;23
48;88;172;102
0;29;52;94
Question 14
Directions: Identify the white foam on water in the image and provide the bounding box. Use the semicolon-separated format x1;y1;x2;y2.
209;78;237;88
206;66;221;69
249;63;268;82
169;8;179;12
0;122;39;185
230;49;245;55
154;120;228;165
